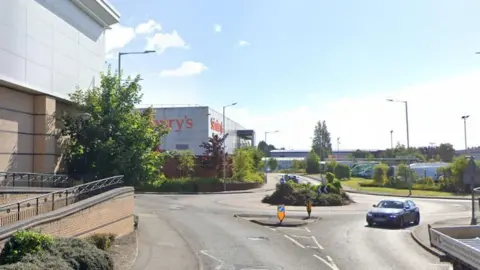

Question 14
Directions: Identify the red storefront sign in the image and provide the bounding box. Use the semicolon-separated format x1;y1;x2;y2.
210;118;223;134
154;116;193;132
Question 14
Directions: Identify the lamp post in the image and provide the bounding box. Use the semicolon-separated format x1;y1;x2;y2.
336;137;340;160
390;130;393;149
462;115;470;154
76;113;92;183
222;102;237;191
118;50;156;82
264;130;279;181
387;99;411;195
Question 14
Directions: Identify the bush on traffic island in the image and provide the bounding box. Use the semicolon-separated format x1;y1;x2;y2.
373;164;389;185
261;181;352;206
334;163;351;180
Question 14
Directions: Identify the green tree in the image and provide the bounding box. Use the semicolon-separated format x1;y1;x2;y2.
174;150;195;177
373;164;389;185
232;147;264;182
60;69;169;186
306;151;320;174
334;163;351;179
311;120;332;161
257;141;276;157
267;158;278;171
437;143;455;162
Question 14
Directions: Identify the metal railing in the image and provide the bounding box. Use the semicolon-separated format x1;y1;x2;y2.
0;175;124;227
473;187;480;225
0;172;71;188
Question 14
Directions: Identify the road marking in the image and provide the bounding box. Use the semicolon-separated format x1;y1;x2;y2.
284;235;305;248
266;226;276;231
305;227;311;233
327;256;339;269
276;227;305;231
200;250;224;270
290;234;312;239
313;254;340;270
311;236;324;250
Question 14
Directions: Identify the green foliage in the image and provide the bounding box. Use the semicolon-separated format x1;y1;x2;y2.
232;147;265;183
306;151;320;174
325;172;335;183
0;253;72;270
373;164;389;185
257;141;276;157
334;163;351;179
61;69;169;186
326;161;337;173
291;159;306;170
134;214;139;230
172;150;195;177
267;158;278;171
261;181;349;206
311;120;332;161
86;233;116;251
0;230;54;264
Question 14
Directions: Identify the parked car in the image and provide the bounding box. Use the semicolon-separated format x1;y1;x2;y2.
366;199;420;228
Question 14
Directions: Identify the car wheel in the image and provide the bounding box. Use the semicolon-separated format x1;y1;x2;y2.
414;213;420;225
398;217;404;228
367;221;373;227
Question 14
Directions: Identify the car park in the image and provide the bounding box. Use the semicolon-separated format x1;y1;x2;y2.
366;199;420;228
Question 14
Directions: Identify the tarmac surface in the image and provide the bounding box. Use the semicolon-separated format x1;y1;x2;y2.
132;174;469;270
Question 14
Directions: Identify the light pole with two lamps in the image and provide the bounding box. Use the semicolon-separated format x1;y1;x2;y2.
222;102;237;191
264;130;279;181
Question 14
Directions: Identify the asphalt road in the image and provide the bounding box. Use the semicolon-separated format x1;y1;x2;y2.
133;174;469;270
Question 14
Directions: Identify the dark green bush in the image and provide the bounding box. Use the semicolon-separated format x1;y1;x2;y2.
325;172;335;183
50;238;114;270
0;253;73;270
334;163;351;179
326;161;337;173
0;230;54;264
86;233;116;251
306;151;320;174
373;164;389;185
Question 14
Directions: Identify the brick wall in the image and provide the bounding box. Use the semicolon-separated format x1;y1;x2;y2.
32;191;134;238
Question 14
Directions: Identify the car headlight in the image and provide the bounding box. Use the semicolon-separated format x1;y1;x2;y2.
389;214;398;218
367;212;373;216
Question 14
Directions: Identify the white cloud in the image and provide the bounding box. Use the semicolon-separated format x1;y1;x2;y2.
226;70;480;151
105;24;136;54
214;24;222;33
238;40;250;47
146;30;188;53
160;61;208;77
135;19;162;34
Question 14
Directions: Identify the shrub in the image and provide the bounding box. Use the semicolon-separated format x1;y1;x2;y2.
50;238;114;270
359;180;382;187
0;253;73;270
0;230;54;264
334;164;351;179
86;233;116;251
325;172;335;183
314;193;344;206
326;161;337;173
306;151;320;174
373;164;389;185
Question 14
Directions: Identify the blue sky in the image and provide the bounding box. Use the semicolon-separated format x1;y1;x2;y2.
105;0;480;150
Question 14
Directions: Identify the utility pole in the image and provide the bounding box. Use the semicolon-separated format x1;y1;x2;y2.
462;115;470;154
222;102;237;192
390;130;393;149
336;137;340;160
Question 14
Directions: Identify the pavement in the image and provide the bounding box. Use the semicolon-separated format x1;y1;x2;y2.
132;174;468;270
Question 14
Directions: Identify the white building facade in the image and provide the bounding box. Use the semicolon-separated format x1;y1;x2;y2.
143;106;255;156
0;0;119;172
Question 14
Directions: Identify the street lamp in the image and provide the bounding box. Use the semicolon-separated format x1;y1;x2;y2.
76;113;92;183
462;115;470;153
336;137;340;160
222;102;237;191
386;99;410;149
390;130;394;149
118;50;156;82
264;130;279;180
387;98;411;195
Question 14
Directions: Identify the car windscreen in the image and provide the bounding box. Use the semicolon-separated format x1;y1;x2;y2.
377;201;404;209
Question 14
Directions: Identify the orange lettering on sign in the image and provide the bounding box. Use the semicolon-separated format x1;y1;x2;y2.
154;116;193;132
210;118;223;134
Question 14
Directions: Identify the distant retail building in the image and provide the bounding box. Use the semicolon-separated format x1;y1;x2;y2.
139;106;255;156
0;0;119;172
270;149;384;160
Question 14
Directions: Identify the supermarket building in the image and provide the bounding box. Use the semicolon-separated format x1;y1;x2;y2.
140;106;256;155
0;0;119;172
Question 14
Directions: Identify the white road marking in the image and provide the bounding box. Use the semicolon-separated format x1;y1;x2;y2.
327;256;339;269
266;226;276;231
200;250;224;270
313;254;340;270
284;235;306;248
276;226;305;231
290;234;312;239
311;236;324;250
305;227;311;233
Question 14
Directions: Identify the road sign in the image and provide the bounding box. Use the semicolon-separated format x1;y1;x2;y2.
277;205;285;222
306;201;312;218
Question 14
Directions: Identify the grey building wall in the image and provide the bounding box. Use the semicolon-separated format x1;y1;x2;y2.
207;108;249;154
0;0;111;100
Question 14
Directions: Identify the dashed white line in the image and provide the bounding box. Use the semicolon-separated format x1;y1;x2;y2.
313;254;340;270
311;236;324;250
304;227;311;233
284;234;306;248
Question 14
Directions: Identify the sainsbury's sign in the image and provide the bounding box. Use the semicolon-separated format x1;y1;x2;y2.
210;118;223;134
154;116;193;132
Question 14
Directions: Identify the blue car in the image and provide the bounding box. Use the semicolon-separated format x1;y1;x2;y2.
366;199;420;228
